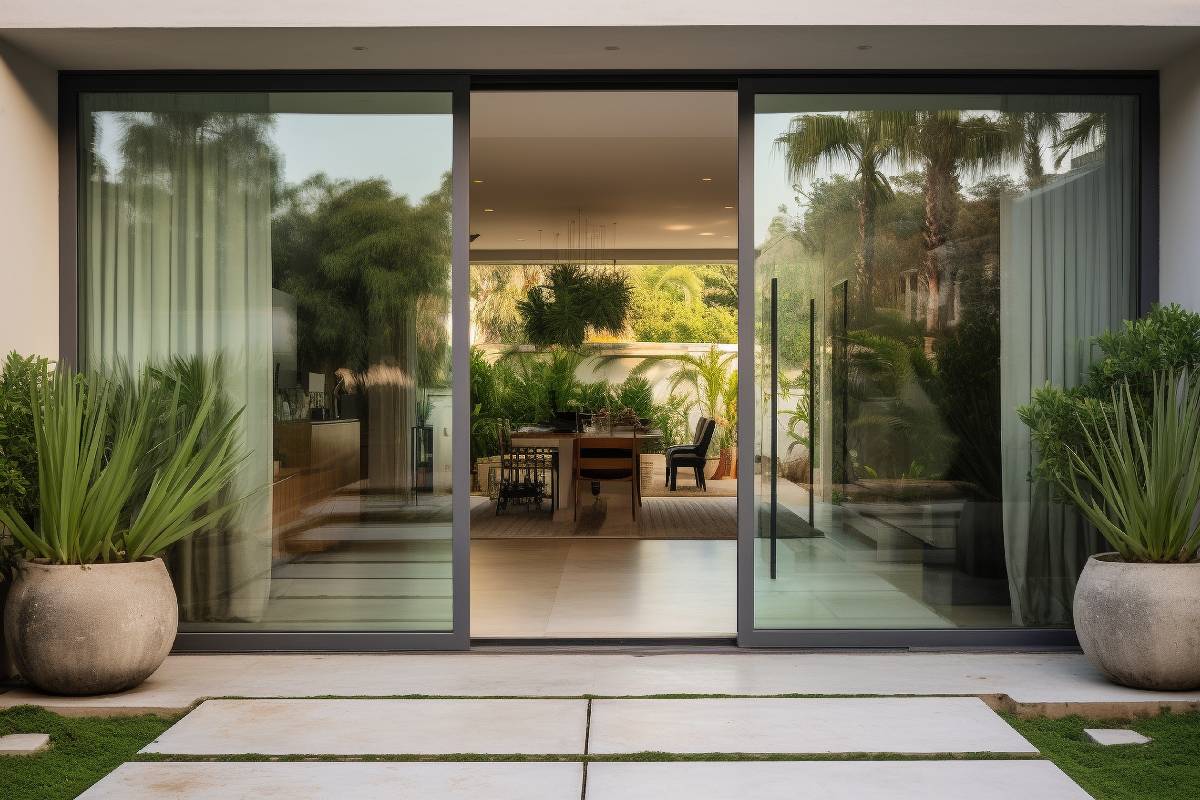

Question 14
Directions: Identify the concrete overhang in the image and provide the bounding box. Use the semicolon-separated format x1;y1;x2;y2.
0;26;1197;72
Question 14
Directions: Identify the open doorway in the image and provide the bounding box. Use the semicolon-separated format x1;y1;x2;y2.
468;90;739;638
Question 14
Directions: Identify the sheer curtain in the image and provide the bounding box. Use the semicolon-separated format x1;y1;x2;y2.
1000;96;1138;626
80;94;274;622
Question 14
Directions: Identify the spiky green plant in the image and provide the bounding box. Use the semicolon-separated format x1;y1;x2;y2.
0;363;247;565
1024;372;1200;563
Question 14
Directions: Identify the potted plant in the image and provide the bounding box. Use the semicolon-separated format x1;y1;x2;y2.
0;360;246;695
1020;304;1200;690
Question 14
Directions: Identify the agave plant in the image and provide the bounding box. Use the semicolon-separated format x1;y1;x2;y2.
0;362;247;565
1022;372;1200;563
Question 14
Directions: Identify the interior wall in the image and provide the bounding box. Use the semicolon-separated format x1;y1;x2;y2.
0;40;57;358
1160;44;1200;312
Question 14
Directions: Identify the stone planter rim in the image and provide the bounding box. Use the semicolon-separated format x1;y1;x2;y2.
1086;551;1200;566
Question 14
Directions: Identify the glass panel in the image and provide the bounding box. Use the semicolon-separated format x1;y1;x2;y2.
753;94;1138;629
79;91;455;632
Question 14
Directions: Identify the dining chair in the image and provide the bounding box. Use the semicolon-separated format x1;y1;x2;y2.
574;434;639;522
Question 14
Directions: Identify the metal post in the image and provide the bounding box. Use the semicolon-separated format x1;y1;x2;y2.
770;277;778;580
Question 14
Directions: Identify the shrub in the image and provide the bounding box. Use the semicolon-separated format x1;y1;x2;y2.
1019;304;1200;563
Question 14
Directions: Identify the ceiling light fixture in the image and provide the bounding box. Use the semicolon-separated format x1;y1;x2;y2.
482;208;495;213
698;232;715;237
472;179;484;184
604;45;621;51
700;177;714;182
724;205;735;210
351;45;368;52
857;44;873;51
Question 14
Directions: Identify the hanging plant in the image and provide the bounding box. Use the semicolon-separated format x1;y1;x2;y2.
517;264;632;349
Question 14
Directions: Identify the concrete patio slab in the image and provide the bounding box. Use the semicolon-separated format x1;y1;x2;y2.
80;761;583;799
141;699;587;755
3;652;1198;716
588;697;1038;754
584;761;1091;799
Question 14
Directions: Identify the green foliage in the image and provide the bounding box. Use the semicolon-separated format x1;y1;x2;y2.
630;345;738;453
628;265;738;344
1024;374;1200;563
469;348;507;461
0;352;47;522
1020;304;1200;536
0;361;247;565
0;705;177;800
518;264;632;349
1083;303;1200;398
612;376;655;420
273;172;452;387
648;392;696;451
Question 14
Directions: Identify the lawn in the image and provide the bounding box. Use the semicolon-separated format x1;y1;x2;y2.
0;705;177;800
1007;711;1200;800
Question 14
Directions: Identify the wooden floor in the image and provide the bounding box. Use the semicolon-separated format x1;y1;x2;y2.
471;496;737;540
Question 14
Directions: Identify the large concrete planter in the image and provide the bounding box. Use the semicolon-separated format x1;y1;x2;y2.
1074;554;1200;690
4;558;177;695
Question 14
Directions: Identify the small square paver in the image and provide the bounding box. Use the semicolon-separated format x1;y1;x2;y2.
1085;728;1151;746
0;733;51;755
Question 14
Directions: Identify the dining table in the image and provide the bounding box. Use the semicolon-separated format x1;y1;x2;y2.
509;427;662;522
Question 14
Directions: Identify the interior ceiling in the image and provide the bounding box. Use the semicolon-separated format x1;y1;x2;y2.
3;26;1199;71
470;91;738;256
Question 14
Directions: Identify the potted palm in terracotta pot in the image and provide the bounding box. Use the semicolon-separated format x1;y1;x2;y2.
0;361;245;695
1020;305;1200;690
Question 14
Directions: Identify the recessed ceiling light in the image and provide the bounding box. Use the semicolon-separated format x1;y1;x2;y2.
857;44;873;51
604;45;621;51
664;224;694;232
351;45;368;52
700;177;714;182
698;232;715;237
724;205;735;210
517;237;527;242
482;208;495;213
472;179;484;184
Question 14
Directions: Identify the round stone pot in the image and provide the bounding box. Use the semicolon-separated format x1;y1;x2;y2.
1074;554;1200;690
4;558;178;695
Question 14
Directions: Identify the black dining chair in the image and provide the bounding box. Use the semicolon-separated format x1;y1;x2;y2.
664;417;708;487
667;418;717;492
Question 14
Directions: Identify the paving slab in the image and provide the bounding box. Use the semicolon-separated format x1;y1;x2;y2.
0;732;51;754
4;652;1199;715
585;761;1091;799
588;697;1038;754
141;699;587;755
1084;728;1151;745
80;761;582;799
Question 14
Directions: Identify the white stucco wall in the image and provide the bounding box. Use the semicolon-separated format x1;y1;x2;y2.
1160;44;1200;312
0;40;57;359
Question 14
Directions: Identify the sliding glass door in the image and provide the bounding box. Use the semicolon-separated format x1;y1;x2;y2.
740;84;1143;644
74;81;471;648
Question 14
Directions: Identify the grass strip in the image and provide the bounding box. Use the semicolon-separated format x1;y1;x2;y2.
0;705;178;800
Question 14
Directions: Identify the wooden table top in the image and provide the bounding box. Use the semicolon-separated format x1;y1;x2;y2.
512;427;662;439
